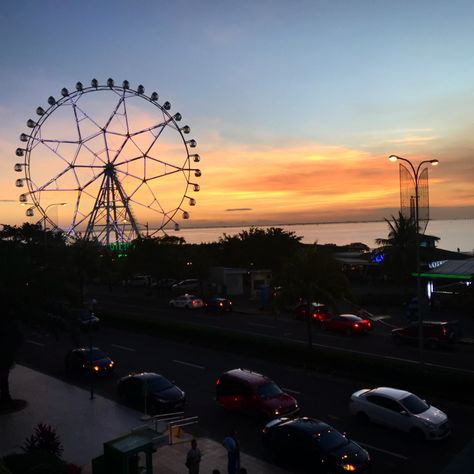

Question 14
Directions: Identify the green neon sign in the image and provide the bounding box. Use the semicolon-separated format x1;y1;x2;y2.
413;272;472;280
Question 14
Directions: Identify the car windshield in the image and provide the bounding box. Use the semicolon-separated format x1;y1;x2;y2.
85;349;107;361
401;394;430;414
147;376;173;392
314;427;348;451
257;382;283;399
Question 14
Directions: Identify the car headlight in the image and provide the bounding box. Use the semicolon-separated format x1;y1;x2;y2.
420;419;436;429
339;463;356;471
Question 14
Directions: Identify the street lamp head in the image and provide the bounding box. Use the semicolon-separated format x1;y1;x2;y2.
430;159;439;166
389;155;399;162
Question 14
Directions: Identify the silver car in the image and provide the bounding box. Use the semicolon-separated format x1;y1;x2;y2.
349;387;450;440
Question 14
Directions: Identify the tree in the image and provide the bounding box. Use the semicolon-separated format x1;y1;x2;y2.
277;245;350;348
375;212;417;282
218;227;302;271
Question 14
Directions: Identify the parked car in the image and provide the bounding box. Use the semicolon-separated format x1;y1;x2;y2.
391;321;457;349
169;294;205;309
64;347;114;375
293;301;332;323
322;314;372;335
205;297;233;313
171;279;200;293
117;372;186;414
216;368;299;420
262;416;371;473
350;386;450;440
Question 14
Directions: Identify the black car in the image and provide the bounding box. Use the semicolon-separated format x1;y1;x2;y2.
205;297;233;313
391;321;457;349
65;347;114;375
262;417;371;473
117;372;186;415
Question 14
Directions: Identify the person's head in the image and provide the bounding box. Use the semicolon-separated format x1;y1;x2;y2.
191;439;197;449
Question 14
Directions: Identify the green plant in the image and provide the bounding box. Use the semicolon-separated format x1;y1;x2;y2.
22;423;64;458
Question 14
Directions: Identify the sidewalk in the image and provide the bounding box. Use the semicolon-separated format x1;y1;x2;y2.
0;365;289;473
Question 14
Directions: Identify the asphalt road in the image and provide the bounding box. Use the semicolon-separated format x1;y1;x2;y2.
17;309;474;474
91;285;474;374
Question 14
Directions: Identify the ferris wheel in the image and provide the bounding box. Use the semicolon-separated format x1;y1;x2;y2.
14;78;202;244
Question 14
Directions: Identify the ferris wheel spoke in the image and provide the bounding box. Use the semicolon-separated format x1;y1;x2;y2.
30;166;74;193
129;119;171;138
146;167;185;180
104;95;125;131
73;103;105;133
114;154;144;167
144;154;186;171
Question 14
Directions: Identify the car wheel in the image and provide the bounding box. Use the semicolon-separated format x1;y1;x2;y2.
356;411;370;425
410;427;426;442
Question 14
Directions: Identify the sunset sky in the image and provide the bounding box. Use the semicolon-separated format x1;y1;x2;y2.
1;0;474;231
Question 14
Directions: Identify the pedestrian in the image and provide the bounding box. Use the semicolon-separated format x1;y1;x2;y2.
185;439;202;474
223;430;240;474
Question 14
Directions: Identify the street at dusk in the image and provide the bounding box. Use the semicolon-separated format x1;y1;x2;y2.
1;1;474;474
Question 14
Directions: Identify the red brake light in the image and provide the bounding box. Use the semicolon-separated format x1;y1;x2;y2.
216;378;220;386
354;323;359;328
442;327;447;335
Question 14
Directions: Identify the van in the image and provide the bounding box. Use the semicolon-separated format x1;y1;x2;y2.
215;368;299;420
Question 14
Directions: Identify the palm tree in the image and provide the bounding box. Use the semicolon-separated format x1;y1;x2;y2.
375;212;417;282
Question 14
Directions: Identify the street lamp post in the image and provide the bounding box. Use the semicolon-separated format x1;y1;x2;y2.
389;155;439;369
42;202;67;232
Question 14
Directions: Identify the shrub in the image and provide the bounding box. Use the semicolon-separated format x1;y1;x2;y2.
22;423;64;458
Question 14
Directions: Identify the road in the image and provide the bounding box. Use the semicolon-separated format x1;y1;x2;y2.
92;285;474;374
17;302;474;474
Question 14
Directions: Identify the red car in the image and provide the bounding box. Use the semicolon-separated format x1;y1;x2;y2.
216;368;299;420
322;313;372;335
293;302;332;323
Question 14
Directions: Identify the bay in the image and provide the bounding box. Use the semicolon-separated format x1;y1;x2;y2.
174;219;474;253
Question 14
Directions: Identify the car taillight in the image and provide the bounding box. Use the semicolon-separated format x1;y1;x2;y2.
354;323;359;328
219;302;223;307
262;426;269;434
216;378;220;386
93;365;100;372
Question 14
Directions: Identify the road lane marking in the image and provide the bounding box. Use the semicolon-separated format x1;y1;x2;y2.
356;441;408;460
282;387;300;395
173;360;205;370
26;340;45;347
247;323;276;329
110;344;136;352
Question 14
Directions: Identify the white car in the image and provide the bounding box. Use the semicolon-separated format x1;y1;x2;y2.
169;294;204;309
349;387;450;440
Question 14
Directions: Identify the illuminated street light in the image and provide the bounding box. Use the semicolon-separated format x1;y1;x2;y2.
43;202;67;231
389;155;439;369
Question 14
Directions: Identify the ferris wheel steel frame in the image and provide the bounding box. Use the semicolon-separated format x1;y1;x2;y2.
14;78;202;244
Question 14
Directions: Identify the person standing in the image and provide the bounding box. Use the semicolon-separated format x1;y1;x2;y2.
223;430;240;474
185;439;202;474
